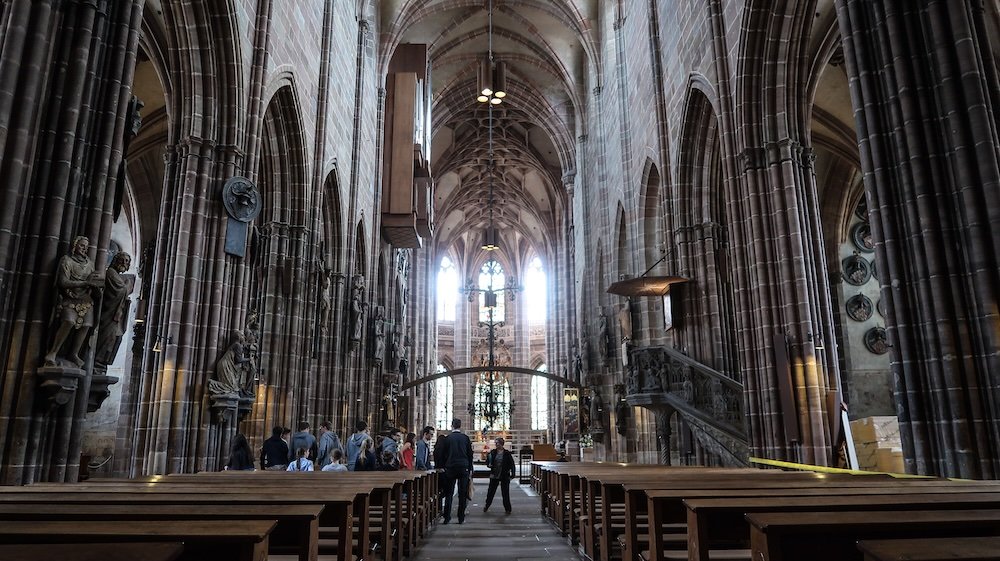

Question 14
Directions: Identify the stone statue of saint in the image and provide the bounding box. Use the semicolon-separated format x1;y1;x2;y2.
208;330;250;396
319;271;332;333
391;327;403;372
618;303;632;342
44;236;104;368
372;306;386;366
94;252;133;370
598;312;610;365
349;275;367;342
615;395;630;436
590;388;604;431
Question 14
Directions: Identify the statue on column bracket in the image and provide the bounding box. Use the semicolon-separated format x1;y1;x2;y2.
208;330;252;398
349;275;367;345
372;305;386;367
44;236;104;368
94;251;134;372
597;310;611;367
589;387;604;432
317;269;334;334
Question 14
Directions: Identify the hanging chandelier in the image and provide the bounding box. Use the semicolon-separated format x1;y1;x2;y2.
476;0;507;105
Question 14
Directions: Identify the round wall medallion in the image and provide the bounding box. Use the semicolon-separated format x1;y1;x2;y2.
854;196;868;221
851;222;875;253
222;176;262;223
864;327;889;355
846;294;874;322
842;254;872;286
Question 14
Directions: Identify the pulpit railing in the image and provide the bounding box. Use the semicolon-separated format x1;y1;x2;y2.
626;345;748;464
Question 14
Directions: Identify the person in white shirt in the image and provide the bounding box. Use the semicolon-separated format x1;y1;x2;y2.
322;449;348;472
287;447;315;472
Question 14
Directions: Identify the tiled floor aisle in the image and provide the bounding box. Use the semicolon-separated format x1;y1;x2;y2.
409;480;581;561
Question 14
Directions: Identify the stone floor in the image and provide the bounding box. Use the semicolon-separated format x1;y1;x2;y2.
408;480;582;561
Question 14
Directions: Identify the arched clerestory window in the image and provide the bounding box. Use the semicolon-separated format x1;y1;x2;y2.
524;256;546;324
478;259;505;323
531;365;549;430
435;365;453;430
437;256;458;322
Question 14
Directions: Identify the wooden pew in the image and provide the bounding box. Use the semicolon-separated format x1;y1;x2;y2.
167;469;431;561
685;492;1000;561
0;489;356;561
747;510;1000;561
640;479;1000;561
0;520;275;561
0;542;184;561
0;503;322;561
36;476;383;560
857;537;1000;561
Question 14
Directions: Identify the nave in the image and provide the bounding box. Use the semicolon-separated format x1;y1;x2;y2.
409;480;577;561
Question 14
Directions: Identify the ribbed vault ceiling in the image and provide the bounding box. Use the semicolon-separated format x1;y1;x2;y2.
381;0;599;258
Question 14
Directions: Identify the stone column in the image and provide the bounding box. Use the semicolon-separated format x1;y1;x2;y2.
837;0;1000;478
0;0;143;484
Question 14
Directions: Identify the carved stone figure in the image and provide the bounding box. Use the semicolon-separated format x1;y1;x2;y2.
94;252;133;369
598;312;610;365
349;275;367;343
372;306;386;366
318;271;332;332
44;236;103;368
573;349;583;381
590;388;604;431
208;330;251;396
614;391;630;436
618;303;632;342
390;327;403;371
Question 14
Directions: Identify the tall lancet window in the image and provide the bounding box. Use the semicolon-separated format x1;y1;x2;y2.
478;259;505;323
525;256;546;324
531;365;549;430
435;365;453;430
437;256;458;322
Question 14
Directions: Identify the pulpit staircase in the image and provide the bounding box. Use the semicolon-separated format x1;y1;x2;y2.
626;346;749;466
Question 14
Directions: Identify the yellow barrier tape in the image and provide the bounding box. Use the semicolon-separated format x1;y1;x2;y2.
749;457;934;479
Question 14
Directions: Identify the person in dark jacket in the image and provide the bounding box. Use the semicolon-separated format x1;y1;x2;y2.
483;437;515;513
260;426;289;470
226;433;256;471
433;431;449;513
441;418;473;524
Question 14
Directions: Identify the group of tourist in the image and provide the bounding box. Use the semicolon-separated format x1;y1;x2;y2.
223;417;518;523
224;420;424;473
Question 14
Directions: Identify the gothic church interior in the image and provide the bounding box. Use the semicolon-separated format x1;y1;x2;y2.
0;0;998;490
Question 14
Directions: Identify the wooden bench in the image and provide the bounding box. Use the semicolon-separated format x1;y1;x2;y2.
857;536;1000;561
685;492;1000;561
0;542;183;561
0;503;323;561
640;480;1000;561
0;489;355;561
0;520;275;561
747;510;1000;561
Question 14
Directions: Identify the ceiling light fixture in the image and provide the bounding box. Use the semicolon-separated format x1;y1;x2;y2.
476;0;507;105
